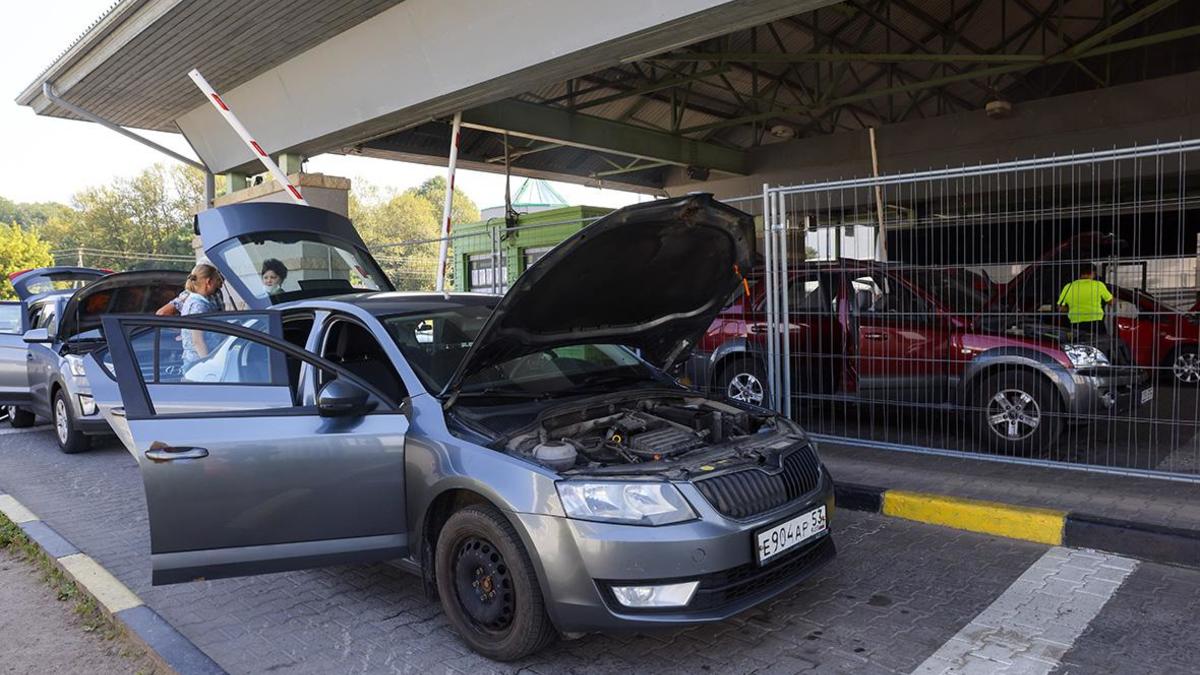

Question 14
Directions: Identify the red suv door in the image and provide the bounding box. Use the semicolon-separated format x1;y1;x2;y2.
847;271;952;403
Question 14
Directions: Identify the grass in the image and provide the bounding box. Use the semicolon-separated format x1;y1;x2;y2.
0;511;155;670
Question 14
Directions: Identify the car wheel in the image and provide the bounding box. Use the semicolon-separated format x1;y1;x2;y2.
434;504;556;661
6;406;35;428
975;371;1061;456
52;390;90;454
719;358;769;407
1170;348;1200;385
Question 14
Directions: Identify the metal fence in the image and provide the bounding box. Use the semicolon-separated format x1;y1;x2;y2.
730;139;1200;481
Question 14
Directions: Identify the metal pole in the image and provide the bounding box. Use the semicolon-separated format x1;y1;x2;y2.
436;112;463;292
869;127;888;261
42;82;207;171
204;172;216;208
777;191;792;419
762;184;778;412
188;69;307;206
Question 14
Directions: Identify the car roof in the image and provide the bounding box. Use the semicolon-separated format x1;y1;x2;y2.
278;291;500;316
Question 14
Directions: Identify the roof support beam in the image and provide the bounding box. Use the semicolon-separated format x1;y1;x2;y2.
461;98;747;174
647;52;1043;64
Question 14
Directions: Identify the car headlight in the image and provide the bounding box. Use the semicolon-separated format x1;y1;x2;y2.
1063;344;1110;368
65;355;87;377
556;481;696;526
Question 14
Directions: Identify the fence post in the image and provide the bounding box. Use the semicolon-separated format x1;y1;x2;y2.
762;184;778;413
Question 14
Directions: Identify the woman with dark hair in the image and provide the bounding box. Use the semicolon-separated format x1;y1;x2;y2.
260;258;288;296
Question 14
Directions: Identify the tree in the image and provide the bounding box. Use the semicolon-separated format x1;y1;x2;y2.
36;164;205;271
0;224;54;299
0;196;73;230
350;177;481;291
406;175;481;227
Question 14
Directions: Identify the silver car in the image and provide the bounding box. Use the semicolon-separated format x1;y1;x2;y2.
0;267;186;452
86;196;835;660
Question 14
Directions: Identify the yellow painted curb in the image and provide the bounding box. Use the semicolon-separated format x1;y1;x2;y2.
882;490;1065;546
58;553;143;613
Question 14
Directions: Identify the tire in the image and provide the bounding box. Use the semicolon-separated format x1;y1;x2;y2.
52;390;90;454
973;371;1061;456
717;358;769;407
1168;347;1200;385
434;504;557;661
6;406;35;428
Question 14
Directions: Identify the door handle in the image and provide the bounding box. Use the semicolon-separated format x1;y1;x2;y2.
145;446;209;462
863;332;888;341
749;325;767;334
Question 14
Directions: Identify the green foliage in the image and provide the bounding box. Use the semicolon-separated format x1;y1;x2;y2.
0;223;54;299
408;175;481;227
350;176;480;291
34;164;204;272
0;197;73;230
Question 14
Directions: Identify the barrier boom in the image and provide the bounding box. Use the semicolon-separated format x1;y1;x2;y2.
187;69;307;205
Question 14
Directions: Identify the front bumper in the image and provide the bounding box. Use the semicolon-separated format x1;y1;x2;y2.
1066;366;1153;418
515;469;836;633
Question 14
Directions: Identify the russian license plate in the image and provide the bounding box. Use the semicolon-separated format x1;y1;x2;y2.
755;505;827;565
1141;387;1154;404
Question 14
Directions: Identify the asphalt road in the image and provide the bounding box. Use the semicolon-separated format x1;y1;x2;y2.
0;425;1197;674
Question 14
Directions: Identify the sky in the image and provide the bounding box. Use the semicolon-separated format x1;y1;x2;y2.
0;2;646;211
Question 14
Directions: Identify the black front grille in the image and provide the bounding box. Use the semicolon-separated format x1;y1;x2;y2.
693;445;822;519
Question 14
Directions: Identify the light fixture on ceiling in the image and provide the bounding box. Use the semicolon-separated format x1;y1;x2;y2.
769;124;796;139
986;99;1013;119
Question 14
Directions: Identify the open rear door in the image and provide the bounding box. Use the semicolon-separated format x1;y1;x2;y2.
88;313;409;584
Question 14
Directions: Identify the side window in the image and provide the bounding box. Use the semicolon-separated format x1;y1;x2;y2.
851;274;928;318
132;327;285;386
320;320;407;404
36;305;57;332
0;304;21;334
789;276;833;314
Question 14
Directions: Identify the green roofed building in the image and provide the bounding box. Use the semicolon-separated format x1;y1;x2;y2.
454;180;611;292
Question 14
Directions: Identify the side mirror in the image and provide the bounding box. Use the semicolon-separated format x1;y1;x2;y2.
317;378;374;417
22;328;50;344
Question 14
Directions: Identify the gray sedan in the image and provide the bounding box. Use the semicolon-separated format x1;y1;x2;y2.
0;267;185;452
87;196;835;660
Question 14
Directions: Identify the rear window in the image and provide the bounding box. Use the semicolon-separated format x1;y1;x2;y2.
15;271;104;297
209;232;388;303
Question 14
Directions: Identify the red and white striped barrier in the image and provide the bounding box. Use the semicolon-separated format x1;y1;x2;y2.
188;69;307;206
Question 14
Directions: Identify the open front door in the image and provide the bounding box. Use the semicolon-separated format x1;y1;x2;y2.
0;302;31;406
89;314;409;585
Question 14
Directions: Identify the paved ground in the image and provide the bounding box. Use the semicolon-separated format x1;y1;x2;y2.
1;425;1198;674
0;546;156;674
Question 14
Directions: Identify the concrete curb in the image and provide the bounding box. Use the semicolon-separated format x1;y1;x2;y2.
834;482;1200;568
0;492;226;675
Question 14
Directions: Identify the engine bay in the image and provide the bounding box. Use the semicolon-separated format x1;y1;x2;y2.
502;395;799;474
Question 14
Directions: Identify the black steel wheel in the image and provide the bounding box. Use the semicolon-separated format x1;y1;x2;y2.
434;504;557;660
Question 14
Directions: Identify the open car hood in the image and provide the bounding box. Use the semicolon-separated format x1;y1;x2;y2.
58;270;188;341
196;202;394;310
986;231;1123;310
441;194;755;396
10;267;108;302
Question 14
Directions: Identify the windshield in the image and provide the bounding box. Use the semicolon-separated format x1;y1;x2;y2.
210;232;388;303
903;269;988;312
380;306;665;396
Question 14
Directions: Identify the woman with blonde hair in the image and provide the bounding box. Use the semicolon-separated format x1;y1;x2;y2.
179;263;224;367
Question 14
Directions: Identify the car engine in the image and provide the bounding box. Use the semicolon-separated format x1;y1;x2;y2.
504;396;788;472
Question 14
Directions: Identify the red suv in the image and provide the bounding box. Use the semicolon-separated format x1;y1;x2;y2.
993;233;1200;385
685;260;1152;454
